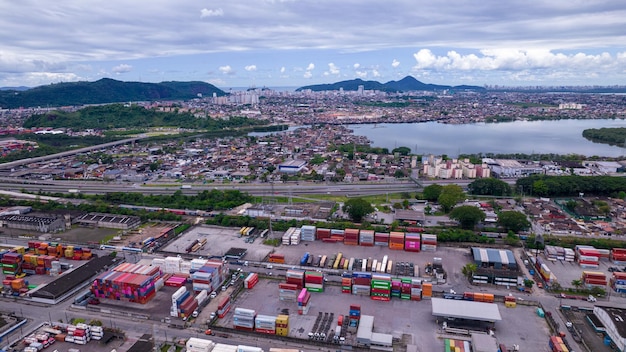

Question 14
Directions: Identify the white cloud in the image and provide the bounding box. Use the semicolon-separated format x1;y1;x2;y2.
392;59;400;68
372;69;380;77
208;78;226;86
328;63;339;75
200;8;224;18
244;65;257;71
355;71;367;78
303;71;312;79
412;48;626;73
112;64;132;74
280;66;285;73
306;63;315;71
219;65;233;74
353;63;360;69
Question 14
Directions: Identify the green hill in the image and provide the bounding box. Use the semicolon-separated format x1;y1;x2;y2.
296;76;485;92
22;104;265;130
0;78;226;109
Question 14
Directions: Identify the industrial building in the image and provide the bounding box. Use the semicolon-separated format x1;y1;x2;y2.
356;315;393;349
431;298;502;327
593;305;626;352
0;213;66;233
471;248;520;286
75;212;141;230
277;159;306;173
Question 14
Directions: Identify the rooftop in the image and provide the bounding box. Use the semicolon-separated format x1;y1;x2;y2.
431;298;502;322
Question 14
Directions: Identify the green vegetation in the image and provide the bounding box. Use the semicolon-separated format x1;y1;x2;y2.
343;198;375;222
461;263;477;280
421;184;443;202
516;175;626;197
89;190;253;211
497;211;530;233
0;78;226;109
434;228;495;244
468;178;512;196
0;134;123;164
332;143;390;156
457;152;602;162
392;146;412;156
582;127;626;146
23;104;269;130
449;205;486;229
525;234;626;250
263;238;281;247
437;184;466;213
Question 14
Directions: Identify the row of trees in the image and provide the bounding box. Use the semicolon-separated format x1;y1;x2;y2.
582;127;626;146
516;175;626;197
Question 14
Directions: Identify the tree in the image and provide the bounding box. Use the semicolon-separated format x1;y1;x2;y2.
524;279;534;288
392;146;411;156
449;205;486;229
461;263;477;280
343;198;374;223
437;184;465;213
422;184;443;202
497;211;531;233
571;279;582;292
468;178;512;196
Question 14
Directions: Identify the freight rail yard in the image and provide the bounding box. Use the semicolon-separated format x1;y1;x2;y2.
6;221;626;352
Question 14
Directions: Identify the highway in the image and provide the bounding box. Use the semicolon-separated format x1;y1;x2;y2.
0;177;487;198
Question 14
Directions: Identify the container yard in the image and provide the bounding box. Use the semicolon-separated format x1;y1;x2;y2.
213;275;551;351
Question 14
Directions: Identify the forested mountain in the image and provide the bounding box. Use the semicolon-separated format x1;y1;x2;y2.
296;76;486;92
0;78;226;108
22;104;265;130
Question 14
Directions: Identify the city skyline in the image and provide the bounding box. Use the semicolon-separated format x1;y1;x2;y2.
1;1;626;89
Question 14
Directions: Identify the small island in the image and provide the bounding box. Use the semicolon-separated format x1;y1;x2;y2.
582;127;626;146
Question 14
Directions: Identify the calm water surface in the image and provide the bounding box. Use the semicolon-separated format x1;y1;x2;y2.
349;119;626;157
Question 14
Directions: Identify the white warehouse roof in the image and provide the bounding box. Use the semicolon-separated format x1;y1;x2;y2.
431;298;502;322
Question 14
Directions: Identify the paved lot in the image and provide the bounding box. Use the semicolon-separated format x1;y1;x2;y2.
163;225;275;261
212;276;551;351
543;254;614;290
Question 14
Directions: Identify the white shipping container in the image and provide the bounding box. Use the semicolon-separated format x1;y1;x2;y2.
237;345;264;352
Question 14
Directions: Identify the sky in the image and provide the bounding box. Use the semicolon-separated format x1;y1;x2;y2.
1;1;626;89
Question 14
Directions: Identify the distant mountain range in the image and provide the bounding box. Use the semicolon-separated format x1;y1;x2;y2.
296;76;486;92
0;78;227;109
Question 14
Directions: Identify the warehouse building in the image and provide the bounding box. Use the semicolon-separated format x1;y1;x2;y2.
356;315;393;350
0;214;65;233
471;247;520;285
76;212;141;230
431;298;502;328
278;159;306;173
593;305;626;352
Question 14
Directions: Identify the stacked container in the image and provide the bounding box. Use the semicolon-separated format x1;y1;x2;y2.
233;308;256;331
374;232;389;246
612;248;626;265
343;229;359;245
370;274;391;301
404;233;420;252
186;338;215;352
564;248;575;262
171;287;188;317
278;283;299;301
352;272;372;296
505;295;517;308
422;283;433;298
191;270;213;292
582;271;607;288
268;254;285;264
218;297;231;318
421;234;438;251
254;315;277;334
196;289;208;306
164;256;183;274
91;264;160;304
300;225;316;241
165;275;187;287
244;273;259;289
410;278;422;301
1;252;22;275
316;228;331;241
548;336;569;352
297;288;311;315
275;314;289;337
359;230;374;246
389;232;405;250
399;278;412;300
304;271;324;292
190;258;208;273
341;273;352;294
282;228;295;245
611;272;626;293
290;228;301;245
286;270;304;288
330;229;345;242
348;304;361;332
391;279;401;298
